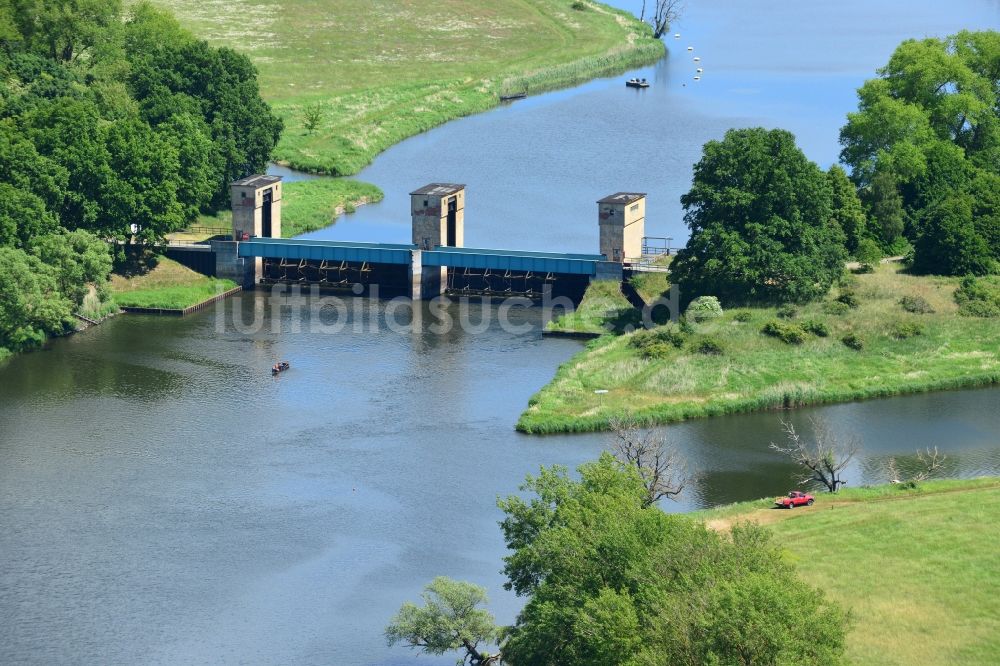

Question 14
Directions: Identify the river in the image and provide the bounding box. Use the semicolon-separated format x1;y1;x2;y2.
3;1;999;664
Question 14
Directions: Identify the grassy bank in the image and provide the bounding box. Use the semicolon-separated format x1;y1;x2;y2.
153;0;664;176
545;280;637;335
696;478;1000;664
111;256;236;310
519;265;1000;433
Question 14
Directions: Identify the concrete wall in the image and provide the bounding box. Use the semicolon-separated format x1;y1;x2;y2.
211;240;254;288
232;181;282;240
598;196;645;262
411;189;464;249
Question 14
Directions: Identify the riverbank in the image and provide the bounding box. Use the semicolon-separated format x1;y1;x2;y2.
519;265;1000;433
111;256;236;310
154;0;664;177
694;477;1000;664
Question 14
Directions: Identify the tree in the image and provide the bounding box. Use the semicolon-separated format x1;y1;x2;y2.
854;237;883;273
10;0;123;62
840;31;1000;271
827;165;867;253
770;418;860;492
670;128;847;305
30;229;112;306
866;170;906;250
911;194;994;276
639;0;683;39
608;415;688;506
385;577;501;665
497;454;849;665
302;102;324;134
0;245;73;352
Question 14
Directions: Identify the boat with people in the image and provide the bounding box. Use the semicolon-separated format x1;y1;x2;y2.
271;361;290;375
626;78;649;88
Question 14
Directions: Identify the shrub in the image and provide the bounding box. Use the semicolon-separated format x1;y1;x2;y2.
570;0;587;9
841;333;864;350
836;290;860;309
954;276;1000;318
679;316;695;334
733;310;752;322
899;295;934;314
686;296;724;322
776;304;798;319
761;320;807;345
890;321;924;339
630;325;686;358
693;337;724;355
802;320;830;337
855;237;883;272
823;301;850;316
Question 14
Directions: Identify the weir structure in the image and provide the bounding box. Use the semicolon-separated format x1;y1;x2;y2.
213;177;658;301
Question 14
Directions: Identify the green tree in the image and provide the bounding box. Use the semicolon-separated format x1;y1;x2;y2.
497;454;848;665
0;244;73;352
854;237;883;273
30;229;112;305
9;0;123;62
0;182;58;247
912;194;994;276
866;170;906;249
385;577;500;665
827;165;867;253
670;128;847;305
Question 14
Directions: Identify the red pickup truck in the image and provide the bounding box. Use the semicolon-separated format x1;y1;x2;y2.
775;491;814;509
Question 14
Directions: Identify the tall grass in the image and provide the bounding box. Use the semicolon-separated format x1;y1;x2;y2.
519;266;1000;433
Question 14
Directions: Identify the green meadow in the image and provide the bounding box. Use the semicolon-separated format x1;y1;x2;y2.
697;478;1000;665
520;265;1000;433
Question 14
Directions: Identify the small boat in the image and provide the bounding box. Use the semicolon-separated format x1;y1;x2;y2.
696;68;704;73
693;76;701;81
674;33;680;39
687;46;694;51
693;57;701;62
271;361;290;375
499;92;526;101
625;78;650;89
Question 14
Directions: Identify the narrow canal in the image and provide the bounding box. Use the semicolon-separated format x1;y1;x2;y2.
2;1;999;664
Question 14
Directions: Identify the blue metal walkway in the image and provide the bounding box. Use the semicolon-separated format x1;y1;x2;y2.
238;238;604;276
238;237;415;265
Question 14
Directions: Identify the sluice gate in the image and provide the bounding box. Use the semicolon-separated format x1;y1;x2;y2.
214;179;653;303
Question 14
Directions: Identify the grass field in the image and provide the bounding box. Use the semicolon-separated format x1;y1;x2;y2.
111;256;236;310
519;265;1000;432
545;280;637;335
696;478;1000;665
152;0;664;175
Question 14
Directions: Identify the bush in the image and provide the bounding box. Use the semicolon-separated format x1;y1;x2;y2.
693;337;724;355
823;301;851;316
776;304;798;319
890;321;924;339
841;333;864;350
899;295;934;314
836;290;860;309
802;319;830;337
855;237;883;272
733;310;752;322
686;296;724;322
630;325;686;358
679;316;695;334
954;276;1000;318
761;320;807;345
570;0;587;9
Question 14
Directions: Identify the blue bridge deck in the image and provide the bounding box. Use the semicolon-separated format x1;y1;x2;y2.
238;238;605;276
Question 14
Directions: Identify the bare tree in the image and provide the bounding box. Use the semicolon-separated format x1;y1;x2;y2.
885;446;948;484
609;416;689;506
770;418;860;493
640;0;684;39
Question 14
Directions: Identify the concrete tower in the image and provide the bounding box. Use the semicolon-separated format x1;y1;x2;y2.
232;175;282;241
410;183;465;250
597;192;645;263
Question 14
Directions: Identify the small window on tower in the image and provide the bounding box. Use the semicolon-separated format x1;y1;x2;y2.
423;199;429;207
631;203;639;212
241;192;246;198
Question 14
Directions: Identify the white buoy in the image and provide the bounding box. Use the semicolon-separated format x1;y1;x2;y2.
687;46;694;51
694;76;701;81
674;33;680;39
693;57;701;62
696;68;703;73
